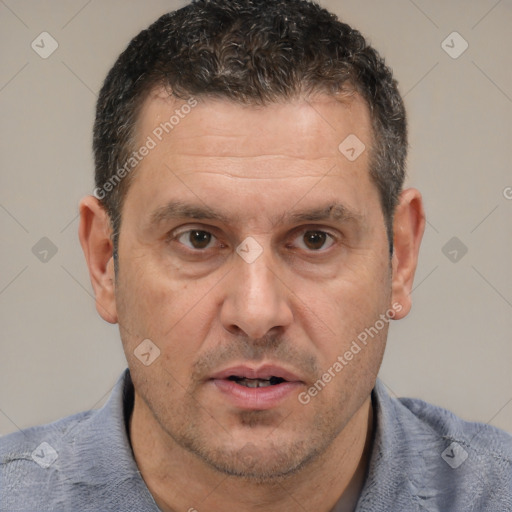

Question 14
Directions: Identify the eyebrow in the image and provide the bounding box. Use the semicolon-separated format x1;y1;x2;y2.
149;201;230;228
148;200;363;230
283;204;362;225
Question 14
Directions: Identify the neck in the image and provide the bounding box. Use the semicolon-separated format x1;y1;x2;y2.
129;395;374;512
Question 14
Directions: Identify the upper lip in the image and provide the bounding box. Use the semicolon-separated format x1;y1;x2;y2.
210;364;303;383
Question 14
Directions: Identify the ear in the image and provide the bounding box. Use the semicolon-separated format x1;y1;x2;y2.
390;188;425;319
78;196;118;324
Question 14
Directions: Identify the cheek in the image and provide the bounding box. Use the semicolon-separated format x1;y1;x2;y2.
116;252;219;367
296;259;391;368
308;260;390;322
300;287;390;416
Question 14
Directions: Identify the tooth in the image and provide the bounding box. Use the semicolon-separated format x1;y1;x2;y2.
237;378;274;388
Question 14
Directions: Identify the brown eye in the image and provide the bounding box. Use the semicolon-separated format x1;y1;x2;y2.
178;230;214;249
294;230;335;251
303;231;327;250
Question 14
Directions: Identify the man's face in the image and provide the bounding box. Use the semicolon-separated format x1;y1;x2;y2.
113;92;395;478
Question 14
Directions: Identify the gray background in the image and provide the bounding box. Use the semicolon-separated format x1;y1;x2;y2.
1;0;511;436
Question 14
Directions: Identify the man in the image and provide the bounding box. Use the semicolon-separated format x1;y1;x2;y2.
1;0;511;510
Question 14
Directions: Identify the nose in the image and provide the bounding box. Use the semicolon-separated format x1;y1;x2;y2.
220;244;293;339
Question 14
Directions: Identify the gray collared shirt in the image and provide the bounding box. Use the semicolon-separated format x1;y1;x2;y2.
1;369;511;511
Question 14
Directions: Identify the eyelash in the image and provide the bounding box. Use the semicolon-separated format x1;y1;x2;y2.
169;227;338;253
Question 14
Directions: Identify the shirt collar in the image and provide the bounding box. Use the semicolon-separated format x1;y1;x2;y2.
62;368;160;509
355;379;427;510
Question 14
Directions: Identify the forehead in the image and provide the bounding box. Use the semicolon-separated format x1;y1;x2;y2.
122;90;378;228
135;89;373;166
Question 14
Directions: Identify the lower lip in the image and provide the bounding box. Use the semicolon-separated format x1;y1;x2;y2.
211;379;303;410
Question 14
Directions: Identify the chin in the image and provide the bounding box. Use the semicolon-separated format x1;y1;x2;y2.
185;435;324;483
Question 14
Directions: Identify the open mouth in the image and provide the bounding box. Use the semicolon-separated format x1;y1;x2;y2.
227;376;286;388
210;365;302;409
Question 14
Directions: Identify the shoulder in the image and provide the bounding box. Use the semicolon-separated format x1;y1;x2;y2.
398;394;512;466
393;389;512;509
1;410;94;458
0;370;157;511
363;381;512;511
0;410;96;504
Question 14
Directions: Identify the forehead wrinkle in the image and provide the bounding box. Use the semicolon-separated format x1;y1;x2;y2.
148;200;230;229
147;199;363;233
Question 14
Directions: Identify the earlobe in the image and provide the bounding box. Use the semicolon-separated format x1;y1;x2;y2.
78;196;118;324
390;188;425;320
